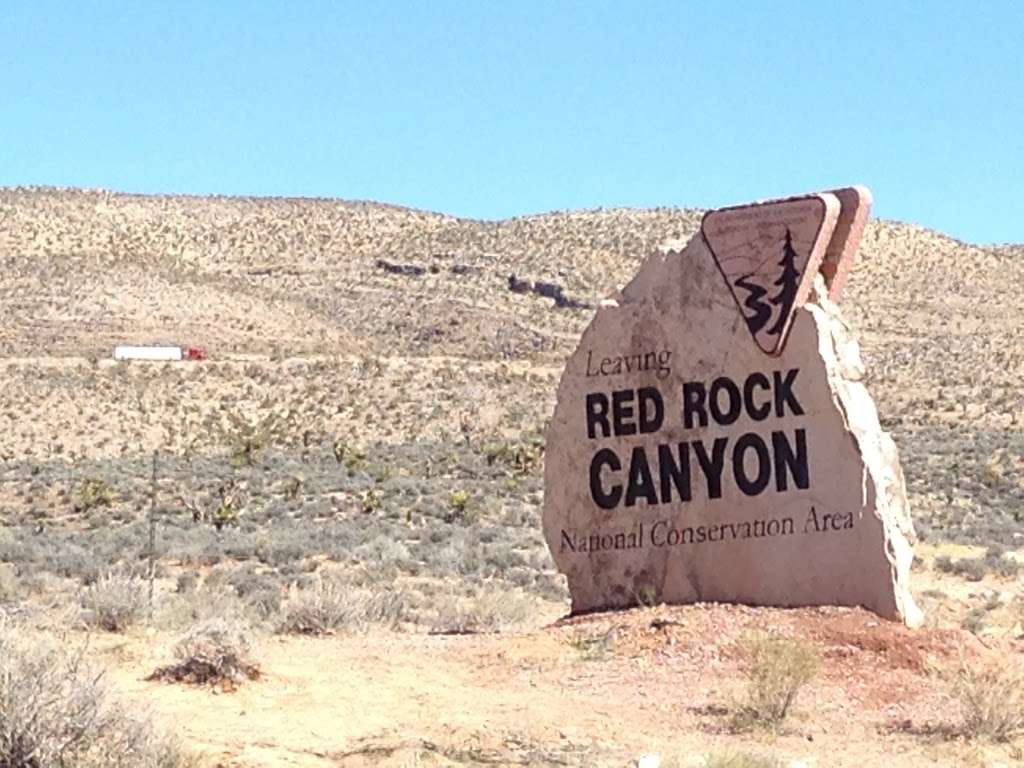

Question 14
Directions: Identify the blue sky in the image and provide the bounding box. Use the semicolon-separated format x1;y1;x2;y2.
1;1;1021;243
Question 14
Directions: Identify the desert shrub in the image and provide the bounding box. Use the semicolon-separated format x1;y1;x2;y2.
352;536;413;572
961;606;988;634
447;489;478;523
568;628;617;661
154;585;254;631
0;564;18;603
331;438;347;464
702;752;780;768
959;592;1000;635
430;587;532;634
185;481;245;531
935;548;1019;581
150;618;260;687
174;538;224;567
224;566;283;618
277;576;407;634
0;532;34;566
943;655;1024;741
359;489;381;514
731;631;820;730
221;410;292;468
80;570;149;632
484;434;544;476
211;492;243;529
38;541;105;583
937;555;983;580
280;473;304;500
255;534;309;567
72;476;116;514
175;572;199;594
983;546;1021;578
0;620;194;767
332;440;366;471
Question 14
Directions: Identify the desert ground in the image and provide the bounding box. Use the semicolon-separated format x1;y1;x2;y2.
0;187;1021;767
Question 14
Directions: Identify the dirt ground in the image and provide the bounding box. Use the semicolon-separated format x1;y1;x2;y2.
85;594;1019;768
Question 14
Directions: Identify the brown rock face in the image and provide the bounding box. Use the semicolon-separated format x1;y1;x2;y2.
542;194;922;627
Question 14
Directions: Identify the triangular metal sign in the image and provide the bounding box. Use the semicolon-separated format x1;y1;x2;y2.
702;193;840;355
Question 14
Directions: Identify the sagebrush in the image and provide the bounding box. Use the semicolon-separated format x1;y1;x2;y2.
79;570;148;632
944;654;1024;741
277;576;407;635
0;619;194;767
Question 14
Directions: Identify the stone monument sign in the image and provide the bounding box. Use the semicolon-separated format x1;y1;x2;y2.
542;187;922;626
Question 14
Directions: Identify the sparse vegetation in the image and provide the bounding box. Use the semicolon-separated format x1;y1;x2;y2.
359;488;381;514
731;631;820;730
484;434;545;476
943;654;1024;742
0;564;18;603
184;482;245;531
73;476;116;514
0;619;194;767
80;569;149;632
277;575;407;634
221;410;297;468
935;547;1021;581
281;473;304;499
429;587;532;634
569;628;617;661
0;186;1021;767
151;617;260;687
448;488;473;521
960;591;1002;634
702;752;781;768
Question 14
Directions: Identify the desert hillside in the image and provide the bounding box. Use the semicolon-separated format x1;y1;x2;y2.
1;187;1020;543
0;187;1022;767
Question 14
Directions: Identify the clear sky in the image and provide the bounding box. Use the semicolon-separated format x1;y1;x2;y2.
1;1;1021;243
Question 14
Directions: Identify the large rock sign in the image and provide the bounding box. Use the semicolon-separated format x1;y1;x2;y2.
543;188;923;627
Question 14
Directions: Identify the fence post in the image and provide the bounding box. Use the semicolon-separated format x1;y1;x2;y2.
148;449;158;616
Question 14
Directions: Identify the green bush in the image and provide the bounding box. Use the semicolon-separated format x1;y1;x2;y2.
73;477;116;514
360;489;381;514
449;489;472;520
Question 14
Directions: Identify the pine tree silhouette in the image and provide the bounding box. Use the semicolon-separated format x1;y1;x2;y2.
766;228;801;336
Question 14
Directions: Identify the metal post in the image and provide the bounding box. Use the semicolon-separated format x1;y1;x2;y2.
148;449;158;616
